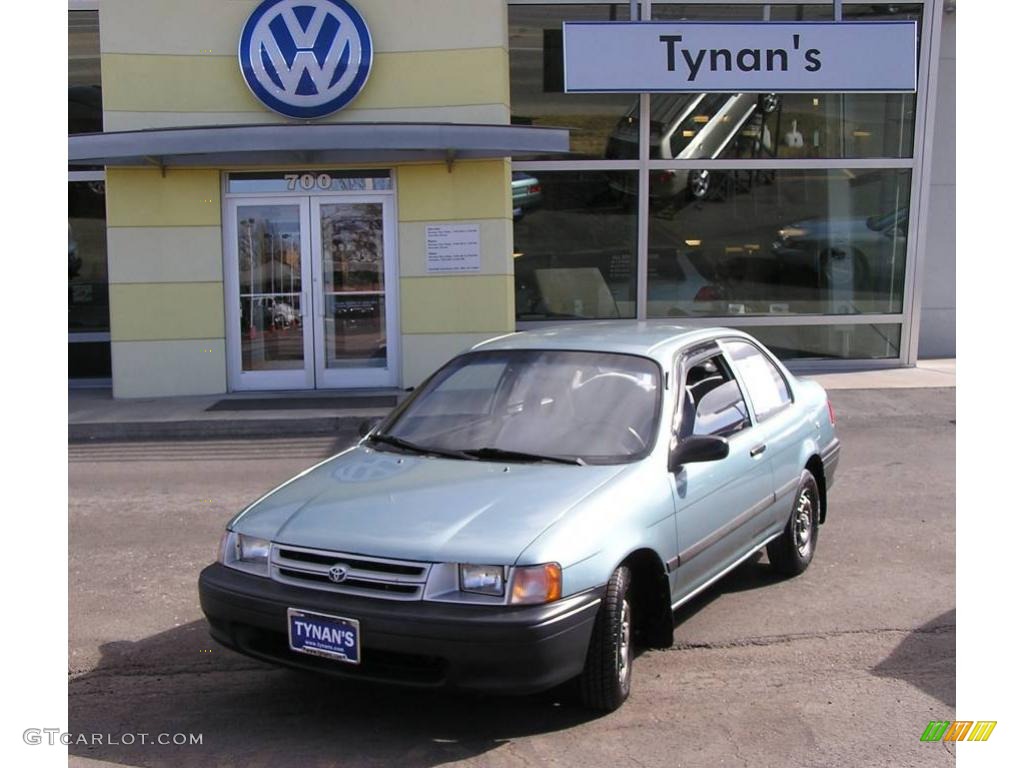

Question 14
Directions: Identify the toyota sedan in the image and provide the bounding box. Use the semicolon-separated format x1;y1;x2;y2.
199;322;839;712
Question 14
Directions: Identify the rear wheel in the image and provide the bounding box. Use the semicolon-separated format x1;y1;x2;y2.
767;469;820;577
579;566;633;712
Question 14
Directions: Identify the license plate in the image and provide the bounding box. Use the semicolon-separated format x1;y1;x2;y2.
287;608;360;665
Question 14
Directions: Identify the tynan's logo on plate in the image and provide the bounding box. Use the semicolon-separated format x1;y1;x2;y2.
239;0;373;119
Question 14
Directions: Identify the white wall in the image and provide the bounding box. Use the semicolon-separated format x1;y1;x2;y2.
918;5;956;358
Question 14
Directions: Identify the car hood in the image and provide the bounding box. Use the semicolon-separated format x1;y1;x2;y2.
230;446;628;564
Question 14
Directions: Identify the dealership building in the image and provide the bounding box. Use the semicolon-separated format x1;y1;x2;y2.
68;0;955;398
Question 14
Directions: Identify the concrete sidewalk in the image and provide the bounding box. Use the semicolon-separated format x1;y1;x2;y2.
68;359;954;442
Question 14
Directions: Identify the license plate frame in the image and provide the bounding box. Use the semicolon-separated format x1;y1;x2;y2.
287;607;361;665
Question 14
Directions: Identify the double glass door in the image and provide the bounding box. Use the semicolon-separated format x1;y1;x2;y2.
227;194;396;390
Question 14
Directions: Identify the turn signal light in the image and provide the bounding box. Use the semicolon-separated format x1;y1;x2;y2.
827;399;836;426
510;563;562;605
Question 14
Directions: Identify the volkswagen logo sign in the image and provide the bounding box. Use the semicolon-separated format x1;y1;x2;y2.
239;0;373;119
327;564;349;583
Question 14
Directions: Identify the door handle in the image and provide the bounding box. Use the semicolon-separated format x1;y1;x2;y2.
750;444;767;458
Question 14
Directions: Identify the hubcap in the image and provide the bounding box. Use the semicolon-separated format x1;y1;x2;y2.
692;171;710;198
617;599;632;687
794;489;814;558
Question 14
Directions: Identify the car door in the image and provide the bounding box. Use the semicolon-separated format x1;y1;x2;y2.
667;344;775;607
721;338;803;527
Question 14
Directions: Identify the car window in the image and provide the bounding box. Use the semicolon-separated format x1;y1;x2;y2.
381;350;662;464
723;340;793;421
674;352;750;439
409;361;508;418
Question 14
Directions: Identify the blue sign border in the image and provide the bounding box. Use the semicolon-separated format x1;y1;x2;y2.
239;0;373;119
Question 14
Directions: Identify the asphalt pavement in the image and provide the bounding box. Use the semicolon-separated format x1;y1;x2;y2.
67;387;955;767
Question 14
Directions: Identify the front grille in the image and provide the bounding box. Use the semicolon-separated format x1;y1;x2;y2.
271;544;430;601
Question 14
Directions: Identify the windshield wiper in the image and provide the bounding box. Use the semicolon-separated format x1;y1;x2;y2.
366;433;474;461
458;447;586;466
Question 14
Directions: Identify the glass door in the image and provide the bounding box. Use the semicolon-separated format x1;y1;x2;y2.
311;196;397;388
226;198;314;390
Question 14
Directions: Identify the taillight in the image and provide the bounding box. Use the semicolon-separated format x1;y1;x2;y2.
655;170;676;185
827;399;836;426
694;285;723;301
528;184;541;194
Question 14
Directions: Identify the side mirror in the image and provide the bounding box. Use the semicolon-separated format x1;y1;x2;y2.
358;417;382;438
669;435;729;471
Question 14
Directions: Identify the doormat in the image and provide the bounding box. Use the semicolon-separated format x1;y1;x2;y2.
206;396;398;412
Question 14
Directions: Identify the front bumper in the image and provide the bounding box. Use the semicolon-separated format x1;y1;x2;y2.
198;563;602;694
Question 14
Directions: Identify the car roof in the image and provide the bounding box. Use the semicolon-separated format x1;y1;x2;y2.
471;321;750;367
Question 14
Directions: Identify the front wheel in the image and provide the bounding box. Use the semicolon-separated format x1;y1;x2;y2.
579;566;633;712
767;469;820;577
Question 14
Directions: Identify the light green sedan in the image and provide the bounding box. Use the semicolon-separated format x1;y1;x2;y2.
200;321;839;712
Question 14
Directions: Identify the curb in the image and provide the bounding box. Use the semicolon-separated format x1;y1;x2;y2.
69;415;375;443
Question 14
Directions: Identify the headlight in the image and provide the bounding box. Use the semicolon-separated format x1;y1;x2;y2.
459;564;505;596
510;563;562;605
219;531;271;576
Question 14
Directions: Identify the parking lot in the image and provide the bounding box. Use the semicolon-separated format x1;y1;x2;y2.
68;386;954;768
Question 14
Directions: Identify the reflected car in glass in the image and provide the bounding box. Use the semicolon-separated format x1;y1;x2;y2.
511;171;543;221
772;207;909;308
199;322;840;712
608;92;778;202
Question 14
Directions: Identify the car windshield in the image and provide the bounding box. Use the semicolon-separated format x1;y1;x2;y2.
376;350;663;465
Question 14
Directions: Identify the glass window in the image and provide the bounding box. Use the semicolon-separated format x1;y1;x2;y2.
745;323;902;359
510;4;639;158
237;205;305;372
69;10;101;134
646;168;911;317
69;181;109;334
514;171;638;320
649;4;923;159
381;350;663;464
723;340;792;420
682;354;750;437
69;341;112;380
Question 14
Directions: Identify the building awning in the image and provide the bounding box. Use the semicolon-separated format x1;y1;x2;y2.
68;122;570;168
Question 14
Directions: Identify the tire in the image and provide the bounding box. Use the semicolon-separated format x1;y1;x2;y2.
579;566;633;712
689;169;711;200
767;469;820;577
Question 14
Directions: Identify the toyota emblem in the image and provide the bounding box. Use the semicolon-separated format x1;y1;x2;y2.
327;564;349;583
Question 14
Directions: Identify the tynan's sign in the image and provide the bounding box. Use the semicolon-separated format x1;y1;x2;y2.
239;0;373;119
563;22;917;93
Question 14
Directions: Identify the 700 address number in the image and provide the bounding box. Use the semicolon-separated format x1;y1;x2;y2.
284;173;334;191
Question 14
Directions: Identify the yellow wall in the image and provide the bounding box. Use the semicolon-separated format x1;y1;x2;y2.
100;0;515;396
99;0;510;130
396;159;514;385
106;168;228;397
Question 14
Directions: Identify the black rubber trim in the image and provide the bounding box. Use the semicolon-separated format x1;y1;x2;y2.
665;493;774;573
821;437;841;489
199;563;602;694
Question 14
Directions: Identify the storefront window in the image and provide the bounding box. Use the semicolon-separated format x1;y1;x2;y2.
69;180;111;378
508;1;927;361
69;10;101;134
514;171;639;320
649;4;923;158
69;8;109;380
745;323;901;359
510;4;639;158
647;168;910;317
